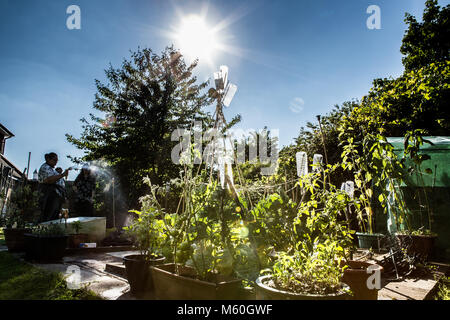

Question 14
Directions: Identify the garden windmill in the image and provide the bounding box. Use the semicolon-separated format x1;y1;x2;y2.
208;65;238;189
210;65;238;128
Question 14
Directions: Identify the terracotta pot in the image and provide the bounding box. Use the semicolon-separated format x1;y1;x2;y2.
150;263;242;300
123;254;165;294
396;234;437;261
3;228;31;252
68;233;89;248
255;275;350;300
341;260;383;300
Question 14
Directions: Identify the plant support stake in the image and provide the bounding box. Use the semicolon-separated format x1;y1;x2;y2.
316;115;331;185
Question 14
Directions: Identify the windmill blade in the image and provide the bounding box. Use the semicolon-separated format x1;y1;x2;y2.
223;83;237;107
214;71;224;90
220;65;229;89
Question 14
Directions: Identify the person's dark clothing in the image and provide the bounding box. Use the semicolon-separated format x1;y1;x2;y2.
38;184;63;222
74;174;96;216
38;163;66;222
74;199;94;217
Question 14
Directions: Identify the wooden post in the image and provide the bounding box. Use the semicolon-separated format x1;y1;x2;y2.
316;115;331;185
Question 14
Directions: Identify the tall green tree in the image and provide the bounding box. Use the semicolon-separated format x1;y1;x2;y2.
401;0;450;72
344;61;450;137
278;101;357;187
343;0;450;137
66;47;213;206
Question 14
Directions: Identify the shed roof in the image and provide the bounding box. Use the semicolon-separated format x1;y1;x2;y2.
387;136;450;151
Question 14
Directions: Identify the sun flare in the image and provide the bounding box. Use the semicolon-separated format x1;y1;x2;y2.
174;15;219;64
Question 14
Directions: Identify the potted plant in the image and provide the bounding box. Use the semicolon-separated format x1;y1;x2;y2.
123;184;166;295
24;223;68;262
151;211;243;300
1;184;39;252
254;169;354;300
256;247;351;300
147;161;245;300
392;131;438;261
340;132;407;251
395;228;437;262
68;220;89;248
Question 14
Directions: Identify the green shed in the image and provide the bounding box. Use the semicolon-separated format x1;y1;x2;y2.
385;136;450;262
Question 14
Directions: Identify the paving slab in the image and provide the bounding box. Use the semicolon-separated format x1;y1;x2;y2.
356;249;448;300
29;251;133;300
105;262;127;278
378;278;437;300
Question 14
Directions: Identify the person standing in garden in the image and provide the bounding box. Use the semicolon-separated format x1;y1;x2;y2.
73;164;96;216
38;152;70;222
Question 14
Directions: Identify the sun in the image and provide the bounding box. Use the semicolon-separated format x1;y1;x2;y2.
174;15;219;64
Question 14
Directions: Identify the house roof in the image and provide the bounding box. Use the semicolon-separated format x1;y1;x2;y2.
0;153;25;179
0;123;14;138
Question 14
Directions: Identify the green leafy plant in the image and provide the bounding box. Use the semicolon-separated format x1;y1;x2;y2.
261;165;354;295
398;129;437;236
132;140;259;283
267;240;347;295
71;221;83;235
2;184;40;229
159;176;243;280
340;127;410;234
435;276;450;300
32;223;67;237
123;178;167;260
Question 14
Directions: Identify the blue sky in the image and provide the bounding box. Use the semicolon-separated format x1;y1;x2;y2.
1;0;447;180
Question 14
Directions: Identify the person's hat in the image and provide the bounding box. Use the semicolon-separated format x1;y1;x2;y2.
82;164;90;170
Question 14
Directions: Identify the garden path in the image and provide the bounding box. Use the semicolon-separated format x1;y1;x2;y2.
31;250;140;300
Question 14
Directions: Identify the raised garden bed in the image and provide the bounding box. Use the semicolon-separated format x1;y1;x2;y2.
24;233;68;263
151;263;242;300
3;228;31;252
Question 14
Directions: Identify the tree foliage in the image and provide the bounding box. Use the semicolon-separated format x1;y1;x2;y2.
66;47;213;206
344;0;450;137
278;101;357;187
345;61;450;137
401;0;450;72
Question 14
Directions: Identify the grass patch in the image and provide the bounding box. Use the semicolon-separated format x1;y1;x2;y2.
0;252;102;300
435;276;450;300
